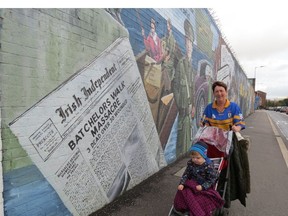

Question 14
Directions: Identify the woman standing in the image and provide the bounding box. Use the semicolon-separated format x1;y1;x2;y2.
201;81;249;208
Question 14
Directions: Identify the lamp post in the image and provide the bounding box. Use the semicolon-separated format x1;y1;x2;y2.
254;65;265;90
254;65;265;79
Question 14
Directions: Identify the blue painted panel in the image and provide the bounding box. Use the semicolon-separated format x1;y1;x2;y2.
4;165;71;216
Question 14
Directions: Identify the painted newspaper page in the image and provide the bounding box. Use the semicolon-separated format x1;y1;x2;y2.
9;37;166;216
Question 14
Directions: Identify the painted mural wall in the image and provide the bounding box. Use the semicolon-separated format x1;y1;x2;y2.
0;8;254;216
112;8;254;163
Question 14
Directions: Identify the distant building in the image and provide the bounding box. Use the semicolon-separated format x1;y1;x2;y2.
255;90;267;109
248;78;256;89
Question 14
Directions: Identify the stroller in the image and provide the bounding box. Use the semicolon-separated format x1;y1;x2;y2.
169;126;234;216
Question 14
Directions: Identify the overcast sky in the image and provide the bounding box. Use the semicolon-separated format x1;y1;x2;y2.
212;5;288;100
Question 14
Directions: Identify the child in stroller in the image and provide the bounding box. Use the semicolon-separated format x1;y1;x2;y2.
172;142;224;216
170;126;233;216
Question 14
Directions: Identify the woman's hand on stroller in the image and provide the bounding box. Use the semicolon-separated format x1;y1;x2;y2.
231;125;241;132
178;184;184;190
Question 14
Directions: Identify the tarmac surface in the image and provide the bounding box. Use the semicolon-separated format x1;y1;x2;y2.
91;110;288;216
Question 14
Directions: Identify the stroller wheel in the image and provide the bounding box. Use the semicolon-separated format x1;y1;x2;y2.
219;208;229;216
223;208;229;216
212;208;220;216
212;208;229;216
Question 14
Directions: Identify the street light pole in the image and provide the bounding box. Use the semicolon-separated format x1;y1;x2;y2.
254;65;265;90
254;65;265;79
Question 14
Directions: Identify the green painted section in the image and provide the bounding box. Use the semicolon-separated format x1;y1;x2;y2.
0;8;128;172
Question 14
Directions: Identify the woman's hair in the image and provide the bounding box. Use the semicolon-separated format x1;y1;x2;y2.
212;81;227;92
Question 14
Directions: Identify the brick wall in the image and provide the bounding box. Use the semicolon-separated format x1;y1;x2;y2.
0;8;130;216
0;8;254;215
0;109;3;216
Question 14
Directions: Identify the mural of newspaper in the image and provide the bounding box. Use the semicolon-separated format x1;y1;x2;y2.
9;37;166;216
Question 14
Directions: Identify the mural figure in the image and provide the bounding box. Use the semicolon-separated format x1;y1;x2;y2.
173;19;195;157
205;64;213;103
137;14;165;131
162;18;177;92
194;60;214;126
156;18;182;150
137;14;180;151
142;18;163;63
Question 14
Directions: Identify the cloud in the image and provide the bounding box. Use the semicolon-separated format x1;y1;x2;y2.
214;6;288;99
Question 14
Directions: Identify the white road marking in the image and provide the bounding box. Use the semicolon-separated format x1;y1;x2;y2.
267;113;288;168
276;136;288;168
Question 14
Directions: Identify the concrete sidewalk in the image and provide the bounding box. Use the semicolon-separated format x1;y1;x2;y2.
91;110;288;216
92;153;188;216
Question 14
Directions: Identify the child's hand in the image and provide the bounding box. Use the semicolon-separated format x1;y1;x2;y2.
196;185;202;191
178;184;184;190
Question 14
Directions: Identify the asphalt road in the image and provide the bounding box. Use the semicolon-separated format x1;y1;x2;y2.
92;110;288;216
267;110;288;141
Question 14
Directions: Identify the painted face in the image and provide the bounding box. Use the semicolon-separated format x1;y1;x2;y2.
205;65;212;80
167;21;171;32
213;85;227;103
